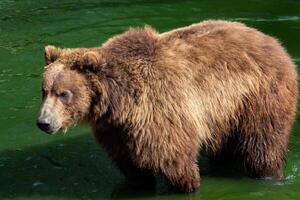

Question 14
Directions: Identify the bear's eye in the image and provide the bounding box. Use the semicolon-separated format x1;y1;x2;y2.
58;90;72;102
60;91;68;98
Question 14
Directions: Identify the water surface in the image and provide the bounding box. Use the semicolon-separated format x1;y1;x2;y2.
0;0;299;199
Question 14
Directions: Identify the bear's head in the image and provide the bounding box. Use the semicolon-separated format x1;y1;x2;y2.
37;45;109;134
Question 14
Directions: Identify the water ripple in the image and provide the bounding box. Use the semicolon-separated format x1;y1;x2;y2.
228;16;299;22
294;58;300;62
0;69;40;79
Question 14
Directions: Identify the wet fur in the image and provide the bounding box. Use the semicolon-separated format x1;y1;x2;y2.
43;20;298;192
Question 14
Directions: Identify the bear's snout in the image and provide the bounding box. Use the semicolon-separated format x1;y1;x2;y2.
37;97;63;134
37;115;59;134
37;116;51;133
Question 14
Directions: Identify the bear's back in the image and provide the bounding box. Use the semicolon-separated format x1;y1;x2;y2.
159;20;247;41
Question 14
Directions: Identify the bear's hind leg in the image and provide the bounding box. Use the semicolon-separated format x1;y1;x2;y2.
238;84;296;180
239;129;289;180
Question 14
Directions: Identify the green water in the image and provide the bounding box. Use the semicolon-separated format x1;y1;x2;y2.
0;0;299;199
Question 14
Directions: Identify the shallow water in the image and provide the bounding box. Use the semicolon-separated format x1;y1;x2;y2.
0;0;299;199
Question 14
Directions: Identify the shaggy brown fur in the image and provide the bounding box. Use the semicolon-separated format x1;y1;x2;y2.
38;20;298;192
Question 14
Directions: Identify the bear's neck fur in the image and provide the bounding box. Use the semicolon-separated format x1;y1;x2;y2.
65;27;160;129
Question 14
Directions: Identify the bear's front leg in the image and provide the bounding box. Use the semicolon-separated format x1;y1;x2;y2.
160;156;200;193
130;126;201;192
113;155;155;187
93;125;155;186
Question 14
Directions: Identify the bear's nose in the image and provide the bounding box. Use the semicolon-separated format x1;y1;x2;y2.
37;117;51;132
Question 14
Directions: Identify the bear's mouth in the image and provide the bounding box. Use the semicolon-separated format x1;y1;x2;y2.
45;127;69;135
42;127;60;135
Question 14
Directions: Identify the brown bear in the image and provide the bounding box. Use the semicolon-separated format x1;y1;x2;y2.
37;20;298;192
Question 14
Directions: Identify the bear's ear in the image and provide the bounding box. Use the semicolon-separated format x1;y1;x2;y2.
79;51;106;72
44;45;62;65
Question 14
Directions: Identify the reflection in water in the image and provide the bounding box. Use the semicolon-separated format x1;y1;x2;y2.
0;135;118;199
